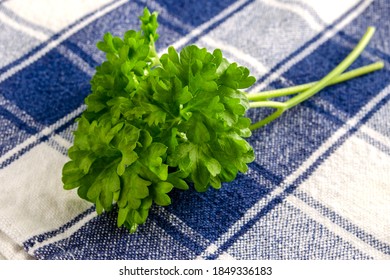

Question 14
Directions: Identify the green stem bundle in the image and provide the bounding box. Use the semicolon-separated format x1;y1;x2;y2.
247;27;384;131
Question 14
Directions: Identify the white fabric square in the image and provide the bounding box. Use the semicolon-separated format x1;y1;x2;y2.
299;135;390;243
0;142;90;246
4;0;114;33
201;0;361;77
299;0;361;24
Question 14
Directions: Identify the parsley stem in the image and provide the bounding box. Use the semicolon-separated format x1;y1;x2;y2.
284;27;376;109
249;26;379;131
249;108;285;129
249;100;286;109
247;61;384;101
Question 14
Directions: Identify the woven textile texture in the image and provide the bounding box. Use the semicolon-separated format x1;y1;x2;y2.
0;0;389;260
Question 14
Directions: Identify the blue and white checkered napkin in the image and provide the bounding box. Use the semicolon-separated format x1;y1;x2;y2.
0;0;389;260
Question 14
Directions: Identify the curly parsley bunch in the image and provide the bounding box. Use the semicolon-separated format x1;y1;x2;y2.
62;8;255;232
62;7;382;232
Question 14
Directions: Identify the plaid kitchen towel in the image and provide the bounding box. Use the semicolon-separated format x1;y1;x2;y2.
0;0;389;260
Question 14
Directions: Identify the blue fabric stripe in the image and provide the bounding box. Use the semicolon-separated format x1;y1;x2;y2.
0;107;37;155
253;0;367;88
295;191;390;255
227;200;372;259
344;0;390;61
59;0;253;79
25;204;209;258
248;102;341;178
165;173;272;242
23;206;96;251
0;106;38;135
148;209;207;255
338;32;390;63
136;0;191;36
249;161;284;185
181;0;255;48
146;0;243;27
0;37;44;75
356;129;390;156
0;49;91;125
207;194;285;259
0;0;126;76
0;113;78;169
32;208;197;260
60;41;100;69
0;134;49;168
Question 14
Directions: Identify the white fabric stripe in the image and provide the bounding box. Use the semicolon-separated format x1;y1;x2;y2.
205;244;219;255
155;206;210;248
165;0;252;52
199;181;286;258
0;93;74;157
0;104;85;166
201;36;269;75
0;10;49;41
0;135;38;165
57;45;96;76
260;0;324;31
27;211;97;255
198;82;390;259
30;206;210;256
217;252;236;260
359;124;390;149
286;195;390;259
0;0;128;84
250;0;373;93
51;134;72;150
0;95;42;129
195;248;237;260
305;97;389;150
0;4;53;36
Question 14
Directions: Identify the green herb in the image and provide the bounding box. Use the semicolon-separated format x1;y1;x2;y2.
62;8;383;232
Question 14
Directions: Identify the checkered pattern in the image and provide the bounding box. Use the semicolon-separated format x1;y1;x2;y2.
0;0;389;260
